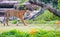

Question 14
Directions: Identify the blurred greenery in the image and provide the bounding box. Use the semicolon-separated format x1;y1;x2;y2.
58;0;60;10
0;29;60;37
19;0;27;6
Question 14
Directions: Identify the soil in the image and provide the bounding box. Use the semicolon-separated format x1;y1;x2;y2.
0;24;60;32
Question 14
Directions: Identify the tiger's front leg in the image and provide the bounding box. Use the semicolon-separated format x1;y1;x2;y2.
19;16;27;26
16;18;20;26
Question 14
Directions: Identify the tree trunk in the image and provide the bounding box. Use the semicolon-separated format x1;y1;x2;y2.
29;0;60;17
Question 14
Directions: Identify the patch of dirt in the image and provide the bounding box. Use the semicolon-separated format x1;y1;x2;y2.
0;24;60;32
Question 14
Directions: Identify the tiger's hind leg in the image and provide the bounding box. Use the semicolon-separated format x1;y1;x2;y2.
5;13;10;26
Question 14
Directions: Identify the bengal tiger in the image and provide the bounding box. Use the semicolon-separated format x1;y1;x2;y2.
3;9;30;26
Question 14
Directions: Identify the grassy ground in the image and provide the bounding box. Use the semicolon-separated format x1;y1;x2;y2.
0;23;60;37
0;23;60;32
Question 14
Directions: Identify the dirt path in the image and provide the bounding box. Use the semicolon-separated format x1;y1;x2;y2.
0;24;60;32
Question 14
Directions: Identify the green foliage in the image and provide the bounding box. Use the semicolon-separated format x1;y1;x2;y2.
58;0;60;10
0;30;29;37
56;31;60;37
40;0;58;8
0;29;59;37
20;0;27;4
19;0;27;6
37;10;60;21
10;20;17;24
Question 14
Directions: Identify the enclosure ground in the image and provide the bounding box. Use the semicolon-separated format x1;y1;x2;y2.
0;24;60;32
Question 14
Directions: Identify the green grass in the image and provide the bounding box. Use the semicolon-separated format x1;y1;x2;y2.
0;29;60;37
9;20;57;24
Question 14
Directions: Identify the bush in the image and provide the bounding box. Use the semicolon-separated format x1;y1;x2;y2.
37;10;60;21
